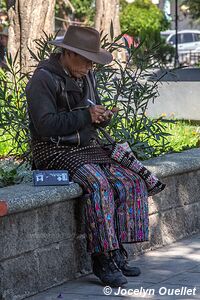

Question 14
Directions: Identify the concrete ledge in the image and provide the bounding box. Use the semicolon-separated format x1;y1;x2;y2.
0;183;82;216
1;148;200;300
144;148;200;178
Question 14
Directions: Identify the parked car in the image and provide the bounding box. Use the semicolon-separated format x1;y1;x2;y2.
165;30;200;54
160;30;175;41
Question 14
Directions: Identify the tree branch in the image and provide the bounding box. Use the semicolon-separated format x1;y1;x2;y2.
62;0;75;13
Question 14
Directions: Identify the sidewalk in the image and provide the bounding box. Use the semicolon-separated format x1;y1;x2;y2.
27;234;200;300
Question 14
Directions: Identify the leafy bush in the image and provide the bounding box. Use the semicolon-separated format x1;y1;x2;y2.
95;32;173;159
0;32;57;164
28;32;58;63
164;120;200;152
0;55;30;160
0;158;32;187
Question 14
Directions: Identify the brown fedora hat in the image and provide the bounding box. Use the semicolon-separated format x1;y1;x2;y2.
49;26;113;65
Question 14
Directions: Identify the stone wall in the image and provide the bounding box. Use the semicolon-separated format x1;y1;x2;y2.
0;148;200;300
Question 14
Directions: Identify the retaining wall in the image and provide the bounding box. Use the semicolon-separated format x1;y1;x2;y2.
0;148;200;300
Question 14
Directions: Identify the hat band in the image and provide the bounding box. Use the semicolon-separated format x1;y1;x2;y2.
63;39;100;53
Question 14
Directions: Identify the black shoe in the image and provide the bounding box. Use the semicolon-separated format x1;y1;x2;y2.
92;252;128;287
111;245;141;277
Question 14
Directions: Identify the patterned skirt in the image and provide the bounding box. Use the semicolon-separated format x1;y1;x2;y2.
72;163;149;253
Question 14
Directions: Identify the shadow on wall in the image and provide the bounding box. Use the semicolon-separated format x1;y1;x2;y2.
125;169;200;259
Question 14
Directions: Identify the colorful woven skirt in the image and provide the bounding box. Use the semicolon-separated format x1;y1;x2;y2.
72;162;149;254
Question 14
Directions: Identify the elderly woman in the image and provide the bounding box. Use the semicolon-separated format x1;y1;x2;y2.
26;26;149;287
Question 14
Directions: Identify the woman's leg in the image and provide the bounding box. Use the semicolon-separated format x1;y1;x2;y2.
100;163;148;277
72;163;129;286
72;163;120;254
101;163;149;244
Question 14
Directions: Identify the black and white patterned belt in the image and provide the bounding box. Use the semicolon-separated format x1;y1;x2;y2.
32;136;99;147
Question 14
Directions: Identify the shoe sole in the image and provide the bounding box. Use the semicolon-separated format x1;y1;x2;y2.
101;278;128;287
122;270;141;277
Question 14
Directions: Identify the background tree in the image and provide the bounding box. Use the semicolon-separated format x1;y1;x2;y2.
71;0;94;24
95;0;121;39
55;0;75;31
183;0;200;24
120;0;169;44
95;0;126;63
7;0;56;72
55;0;94;31
120;0;173;64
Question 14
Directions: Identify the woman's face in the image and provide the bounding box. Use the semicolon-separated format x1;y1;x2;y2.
64;51;93;78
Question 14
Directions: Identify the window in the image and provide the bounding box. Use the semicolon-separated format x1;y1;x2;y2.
194;34;200;41
168;34;181;45
182;33;193;43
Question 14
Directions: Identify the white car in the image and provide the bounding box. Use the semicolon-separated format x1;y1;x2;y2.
166;29;200;54
161;30;175;40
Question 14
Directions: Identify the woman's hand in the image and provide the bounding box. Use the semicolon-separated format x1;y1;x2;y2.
111;107;120;114
89;105;107;124
97;106;120;123
89;105;119;124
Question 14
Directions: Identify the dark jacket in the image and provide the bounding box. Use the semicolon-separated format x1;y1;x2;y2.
26;54;104;146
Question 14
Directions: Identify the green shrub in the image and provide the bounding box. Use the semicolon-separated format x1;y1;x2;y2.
163;120;200;152
0;158;32;187
0;56;30;160
0;32;57;163
95;31;173;159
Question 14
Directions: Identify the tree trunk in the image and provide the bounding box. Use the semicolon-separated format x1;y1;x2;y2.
95;0;121;38
95;0;126;63
7;0;56;72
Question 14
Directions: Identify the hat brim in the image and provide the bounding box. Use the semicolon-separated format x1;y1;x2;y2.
48;39;113;65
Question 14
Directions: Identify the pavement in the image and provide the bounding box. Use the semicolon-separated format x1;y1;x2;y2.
27;233;200;300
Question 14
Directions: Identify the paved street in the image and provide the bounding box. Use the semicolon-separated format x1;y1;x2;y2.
27;233;200;300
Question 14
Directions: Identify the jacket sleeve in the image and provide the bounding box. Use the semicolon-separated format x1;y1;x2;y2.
26;69;92;137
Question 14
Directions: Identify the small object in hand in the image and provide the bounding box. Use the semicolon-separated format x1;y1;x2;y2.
87;99;95;106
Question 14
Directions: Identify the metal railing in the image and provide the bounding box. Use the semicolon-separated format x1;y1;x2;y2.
167;52;200;68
